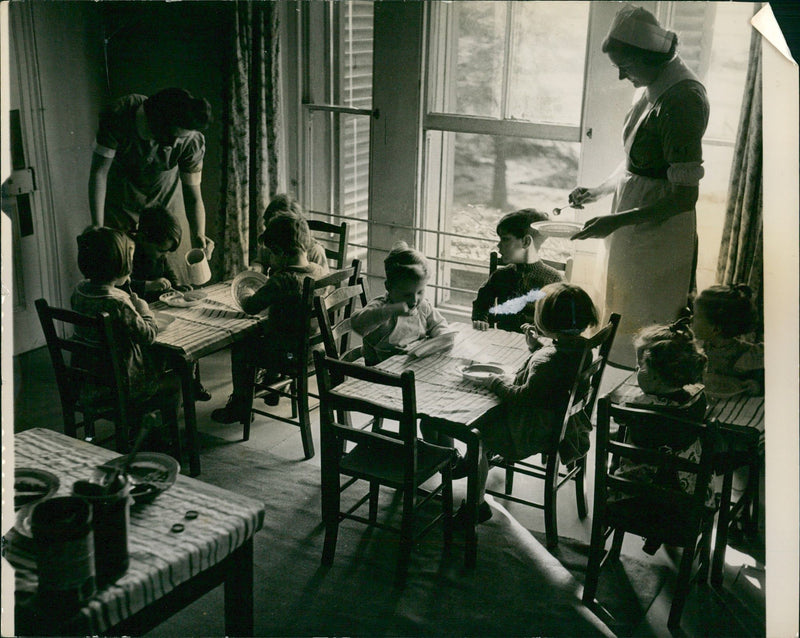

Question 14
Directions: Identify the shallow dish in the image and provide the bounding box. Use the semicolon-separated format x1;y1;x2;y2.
160;290;204;308
95;452;180;504
405;331;457;359
15;467;60;511
231;271;269;312
459;363;506;385
530;221;583;239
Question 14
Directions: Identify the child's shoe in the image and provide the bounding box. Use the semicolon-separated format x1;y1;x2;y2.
193;380;212;402
642;537;661;555
211;395;252;424
453;500;492;529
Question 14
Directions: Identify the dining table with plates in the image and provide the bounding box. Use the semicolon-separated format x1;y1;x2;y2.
334;322;531;567
605;373;765;586
6;427;265;637
151;280;267;476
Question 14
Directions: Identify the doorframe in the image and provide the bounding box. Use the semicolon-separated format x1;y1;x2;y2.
7;1;62;353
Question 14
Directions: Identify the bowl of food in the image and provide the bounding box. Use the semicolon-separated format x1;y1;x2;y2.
458;363;506;386
95;452;180;504
160;290;207;308
231;271;268;312
530;221;583;239
405;331;457;359
14;468;60;512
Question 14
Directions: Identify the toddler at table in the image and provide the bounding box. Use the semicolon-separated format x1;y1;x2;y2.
71;226;181;445
249;193;329;274
692;284;764;397
460;282;599;526
612;318;711;554
128;205;211;401
211;214;328;424
472;209;564;333
351;241;449;366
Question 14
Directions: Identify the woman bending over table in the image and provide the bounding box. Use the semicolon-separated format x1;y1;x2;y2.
570;5;709;368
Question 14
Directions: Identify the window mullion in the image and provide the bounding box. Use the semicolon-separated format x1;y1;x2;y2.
500;3;514;121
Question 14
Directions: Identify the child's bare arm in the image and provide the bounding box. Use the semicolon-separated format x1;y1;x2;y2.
351;300;407;334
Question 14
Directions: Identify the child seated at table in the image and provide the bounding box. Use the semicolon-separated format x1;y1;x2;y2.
129;205;211;401
72;226;181;444
458;282;598;526
612;318;711;554
472;209;564;333
249;193;329;274
692;284;764;397
351;241;449;366
211;214;328;424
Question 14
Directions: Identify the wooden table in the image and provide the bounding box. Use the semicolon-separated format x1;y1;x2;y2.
8;428;265;636
606;374;765;586
152;281;266;475
335;323;530;567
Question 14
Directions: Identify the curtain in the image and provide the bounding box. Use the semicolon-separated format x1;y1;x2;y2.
716;25;763;331
219;1;280;278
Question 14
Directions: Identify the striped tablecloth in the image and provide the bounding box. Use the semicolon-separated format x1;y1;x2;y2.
8;428;265;634
152;282;265;358
336;324;530;426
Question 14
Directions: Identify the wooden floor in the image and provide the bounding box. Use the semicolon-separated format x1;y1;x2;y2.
12;346;766;637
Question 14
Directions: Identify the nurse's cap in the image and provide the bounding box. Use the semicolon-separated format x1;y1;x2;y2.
603;5;676;54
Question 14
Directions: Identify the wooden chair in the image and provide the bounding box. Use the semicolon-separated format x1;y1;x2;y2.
34;297;179;455
584;398;719;630
314;351;455;586
486;313;620;548
308;218;349;270
245;261;362;459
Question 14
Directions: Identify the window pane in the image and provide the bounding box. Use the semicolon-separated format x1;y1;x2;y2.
507;2;590;125
338;1;373;109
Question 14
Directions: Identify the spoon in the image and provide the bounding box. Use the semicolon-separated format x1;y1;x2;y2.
101;412;158;491
552;203;581;216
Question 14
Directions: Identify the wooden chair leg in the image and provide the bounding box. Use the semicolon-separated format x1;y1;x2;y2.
583;520;606;605
544;459;559;548
321;460;340;567
711;469;734;586
297;374;315;460
395;488;415;587
668;543;697;630
575;456;588;519
608;528;625;563
504;464;515;494
63;407;78;439
368;482;379;522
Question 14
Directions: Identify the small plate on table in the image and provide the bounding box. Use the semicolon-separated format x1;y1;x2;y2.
160;290;207;308
405;331;457;359
95;452;180;504
14;468;60;512
458;363;506;386
530;221;583;239
231;271;268;312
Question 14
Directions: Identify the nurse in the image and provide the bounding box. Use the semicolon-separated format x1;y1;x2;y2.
88;87;214;258
570;6;709;368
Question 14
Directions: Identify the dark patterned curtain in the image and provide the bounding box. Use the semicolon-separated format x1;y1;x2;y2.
716;26;763;333
219;1;280;278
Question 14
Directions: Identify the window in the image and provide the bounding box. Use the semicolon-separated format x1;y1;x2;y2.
300;0;373;266
419;1;758;315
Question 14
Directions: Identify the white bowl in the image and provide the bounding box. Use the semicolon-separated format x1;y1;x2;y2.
459;363;505;385
231;271;268;312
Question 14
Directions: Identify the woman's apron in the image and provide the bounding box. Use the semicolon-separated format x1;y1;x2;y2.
604;90;696;368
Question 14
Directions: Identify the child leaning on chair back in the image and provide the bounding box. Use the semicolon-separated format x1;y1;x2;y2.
351;241;449;366
613;317;711;554
472;208;564;333
449;282;599;527
692;284;764;397
71;226;180;441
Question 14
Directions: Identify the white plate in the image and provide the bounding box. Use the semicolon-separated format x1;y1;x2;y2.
15;467;60;511
95;452;180;503
530;221;583;238
231;271;268;312
160;290;204;308
405;331;456;359
458;363;506;385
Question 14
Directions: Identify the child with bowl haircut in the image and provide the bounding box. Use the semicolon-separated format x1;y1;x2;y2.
351;241;449;366
462;282;598;526
71;226;180;436
472;208;564;333
692;284;764;397
211;213;328;424
129;205;211;400
249;193;329;274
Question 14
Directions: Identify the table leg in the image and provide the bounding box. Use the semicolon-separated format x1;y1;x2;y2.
464;436;482;570
175;356;201;476
224;539;254;636
711;469;734;586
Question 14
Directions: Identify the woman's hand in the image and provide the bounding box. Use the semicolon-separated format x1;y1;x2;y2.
473;320;490;331
568;186;601;208
571;215;622;240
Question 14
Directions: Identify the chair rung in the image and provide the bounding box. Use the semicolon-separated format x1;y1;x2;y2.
556;465;582;489
486;489;545;510
251;404;320;425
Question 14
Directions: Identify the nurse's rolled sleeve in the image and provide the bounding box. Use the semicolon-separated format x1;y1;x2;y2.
93;142;117;159
177;133;206;174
